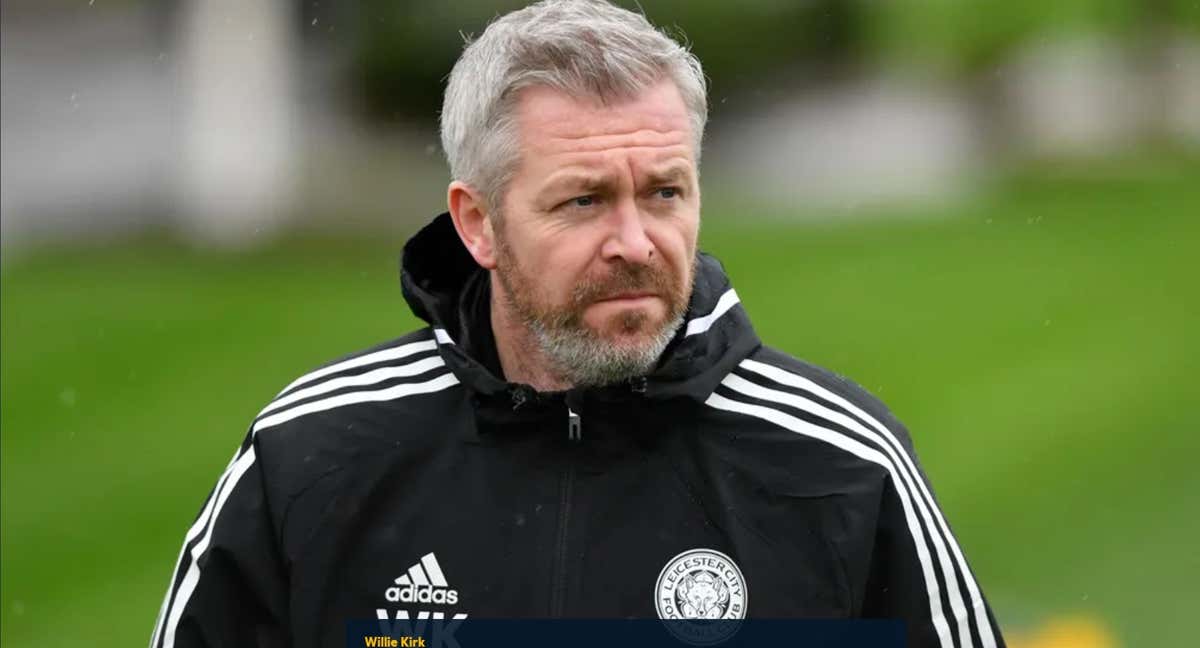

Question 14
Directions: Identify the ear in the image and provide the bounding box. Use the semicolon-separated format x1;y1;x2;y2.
447;180;498;270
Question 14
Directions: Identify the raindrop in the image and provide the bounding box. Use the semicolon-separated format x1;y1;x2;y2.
59;388;77;408
424;144;437;156
312;18;319;26
13;600;24;616
514;513;526;527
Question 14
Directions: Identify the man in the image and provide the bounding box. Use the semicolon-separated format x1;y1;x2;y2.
151;1;1006;647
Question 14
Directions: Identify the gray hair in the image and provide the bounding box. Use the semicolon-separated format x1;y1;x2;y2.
440;0;708;211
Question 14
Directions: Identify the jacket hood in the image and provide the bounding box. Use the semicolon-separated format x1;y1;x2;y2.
400;213;760;409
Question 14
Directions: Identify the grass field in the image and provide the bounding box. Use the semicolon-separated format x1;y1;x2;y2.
2;155;1197;647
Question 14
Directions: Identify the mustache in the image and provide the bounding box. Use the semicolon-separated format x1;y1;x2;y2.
567;260;679;308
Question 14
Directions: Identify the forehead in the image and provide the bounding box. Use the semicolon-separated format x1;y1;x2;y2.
513;80;694;159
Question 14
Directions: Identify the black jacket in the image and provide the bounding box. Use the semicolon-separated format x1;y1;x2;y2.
151;213;1005;648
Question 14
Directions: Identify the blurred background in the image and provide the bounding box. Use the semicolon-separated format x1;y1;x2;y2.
2;0;1197;646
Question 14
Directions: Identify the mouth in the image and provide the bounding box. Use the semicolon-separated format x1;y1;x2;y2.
593;292;657;303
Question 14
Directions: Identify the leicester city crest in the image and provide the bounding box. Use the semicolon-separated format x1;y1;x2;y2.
654;548;747;645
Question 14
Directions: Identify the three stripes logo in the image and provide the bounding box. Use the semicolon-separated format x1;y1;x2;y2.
375;552;468;645
384;553;462;607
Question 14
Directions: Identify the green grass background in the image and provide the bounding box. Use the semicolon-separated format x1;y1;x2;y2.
2;155;1197;647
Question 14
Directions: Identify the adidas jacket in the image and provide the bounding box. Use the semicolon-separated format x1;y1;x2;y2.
151;213;1006;648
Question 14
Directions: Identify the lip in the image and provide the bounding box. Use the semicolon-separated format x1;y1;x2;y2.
594;292;657;303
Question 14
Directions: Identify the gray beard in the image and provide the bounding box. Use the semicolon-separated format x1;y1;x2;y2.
490;212;694;389
527;309;685;388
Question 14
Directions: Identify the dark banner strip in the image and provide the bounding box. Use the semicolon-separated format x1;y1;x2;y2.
346;618;905;647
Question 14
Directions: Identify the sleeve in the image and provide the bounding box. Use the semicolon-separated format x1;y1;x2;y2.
860;444;1006;648
149;430;290;648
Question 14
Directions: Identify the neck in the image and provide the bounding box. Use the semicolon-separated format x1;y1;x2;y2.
489;274;574;392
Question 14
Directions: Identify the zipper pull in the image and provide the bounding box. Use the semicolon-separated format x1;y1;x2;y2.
510;385;530;411
567;408;582;442
630;376;648;394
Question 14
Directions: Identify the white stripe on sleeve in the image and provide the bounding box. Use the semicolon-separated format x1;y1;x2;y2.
276;338;437;396
685;289;740;337
706;392;956;648
738;359;997;648
161;448;259;648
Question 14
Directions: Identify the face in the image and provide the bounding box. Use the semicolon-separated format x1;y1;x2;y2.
493;79;701;386
680;572;726;617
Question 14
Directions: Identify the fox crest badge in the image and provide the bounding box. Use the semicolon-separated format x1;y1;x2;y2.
655;548;747;645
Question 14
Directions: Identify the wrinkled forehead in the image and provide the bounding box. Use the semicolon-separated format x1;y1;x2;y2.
512;81;696;161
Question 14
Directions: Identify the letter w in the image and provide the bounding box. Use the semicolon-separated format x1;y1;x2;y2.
375;610;430;638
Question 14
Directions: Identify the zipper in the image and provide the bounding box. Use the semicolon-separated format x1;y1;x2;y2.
549;462;576;617
550;407;580;617
567;408;582;442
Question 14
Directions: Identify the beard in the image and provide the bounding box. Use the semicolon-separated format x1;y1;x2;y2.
493;228;694;388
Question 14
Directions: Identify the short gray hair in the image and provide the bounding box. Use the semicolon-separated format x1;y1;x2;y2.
440;0;708;211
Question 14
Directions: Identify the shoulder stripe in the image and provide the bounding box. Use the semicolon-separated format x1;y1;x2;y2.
720;373;968;646
706;391;956;648
700;391;955;643
737;359;997;648
153;370;459;648
158;447;258;648
149;449;240;648
258;355;445;419
433;327;455;345
685;288;740;337
276;337;438;397
253;372;459;435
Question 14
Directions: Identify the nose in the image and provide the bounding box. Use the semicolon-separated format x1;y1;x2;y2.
599;196;655;264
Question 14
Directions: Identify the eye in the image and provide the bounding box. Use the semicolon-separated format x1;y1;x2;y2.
557;195;596;210
656;187;680;199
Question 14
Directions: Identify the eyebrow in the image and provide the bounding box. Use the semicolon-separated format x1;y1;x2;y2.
537;164;695;201
540;172;616;197
642;165;692;188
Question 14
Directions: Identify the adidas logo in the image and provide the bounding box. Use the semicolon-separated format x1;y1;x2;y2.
385;553;459;605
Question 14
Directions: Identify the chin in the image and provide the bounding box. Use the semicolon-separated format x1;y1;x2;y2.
597;316;678;352
603;330;657;350
588;302;663;329
592;313;653;338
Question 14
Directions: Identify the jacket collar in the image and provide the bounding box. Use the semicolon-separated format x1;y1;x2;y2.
400;213;760;414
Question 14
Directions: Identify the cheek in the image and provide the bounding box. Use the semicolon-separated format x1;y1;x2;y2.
502;216;591;287
650;217;697;272
538;234;599;295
